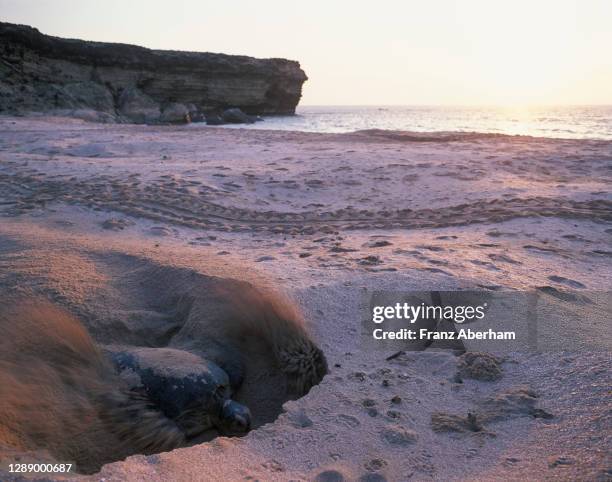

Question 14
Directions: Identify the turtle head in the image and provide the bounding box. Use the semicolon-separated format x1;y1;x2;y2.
216;400;251;435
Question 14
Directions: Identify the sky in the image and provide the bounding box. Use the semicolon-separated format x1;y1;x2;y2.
2;0;611;106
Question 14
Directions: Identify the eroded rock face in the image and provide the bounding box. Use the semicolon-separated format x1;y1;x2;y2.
0;22;307;123
117;86;161;124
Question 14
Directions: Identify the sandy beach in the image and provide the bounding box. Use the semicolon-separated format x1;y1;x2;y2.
0;115;610;481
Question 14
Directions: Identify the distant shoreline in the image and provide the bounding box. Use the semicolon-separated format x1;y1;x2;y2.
205;105;612;140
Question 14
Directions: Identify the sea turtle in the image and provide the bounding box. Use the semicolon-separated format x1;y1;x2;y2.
110;347;251;438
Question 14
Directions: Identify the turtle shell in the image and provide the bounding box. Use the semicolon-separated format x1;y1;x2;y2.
111;347;231;420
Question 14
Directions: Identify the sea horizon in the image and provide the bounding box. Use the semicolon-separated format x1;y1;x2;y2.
212;104;612;140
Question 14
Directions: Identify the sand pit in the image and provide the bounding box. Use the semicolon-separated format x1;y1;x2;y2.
0;234;327;474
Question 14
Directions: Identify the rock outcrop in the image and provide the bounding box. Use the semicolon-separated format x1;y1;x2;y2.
0;22;307;124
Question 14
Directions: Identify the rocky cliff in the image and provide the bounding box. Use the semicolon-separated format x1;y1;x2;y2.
0;22;307;123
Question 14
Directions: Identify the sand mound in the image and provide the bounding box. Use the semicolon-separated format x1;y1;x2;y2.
0;298;125;473
0;237;327;474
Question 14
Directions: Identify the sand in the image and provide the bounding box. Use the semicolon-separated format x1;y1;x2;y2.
0;116;610;481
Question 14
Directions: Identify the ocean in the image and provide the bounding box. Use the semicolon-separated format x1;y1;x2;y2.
216;105;612;140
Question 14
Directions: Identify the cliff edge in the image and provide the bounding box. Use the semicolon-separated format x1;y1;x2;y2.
0;22;307;123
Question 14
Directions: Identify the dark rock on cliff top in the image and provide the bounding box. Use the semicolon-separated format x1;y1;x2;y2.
0;22;307;124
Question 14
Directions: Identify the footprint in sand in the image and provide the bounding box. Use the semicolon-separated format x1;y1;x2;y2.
488;253;521;264
358;473;388;482
255;255;276;262
547;275;586;289
314;469;347;482
101;218;134;231
415;245;445;252
419;267;453;276
470;259;500;271
149;226;172;236
364;458;388;472
335;414;360;428
363;240;393;248
381;426;417;446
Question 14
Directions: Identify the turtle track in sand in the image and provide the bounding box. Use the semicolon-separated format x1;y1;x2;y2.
1;170;610;234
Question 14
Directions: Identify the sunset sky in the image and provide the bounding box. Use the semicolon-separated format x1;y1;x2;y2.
2;0;611;106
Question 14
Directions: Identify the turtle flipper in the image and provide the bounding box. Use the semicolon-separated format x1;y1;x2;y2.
100;388;186;453
277;336;328;396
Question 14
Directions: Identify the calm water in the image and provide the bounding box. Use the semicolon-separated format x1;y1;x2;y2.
218;105;612;140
